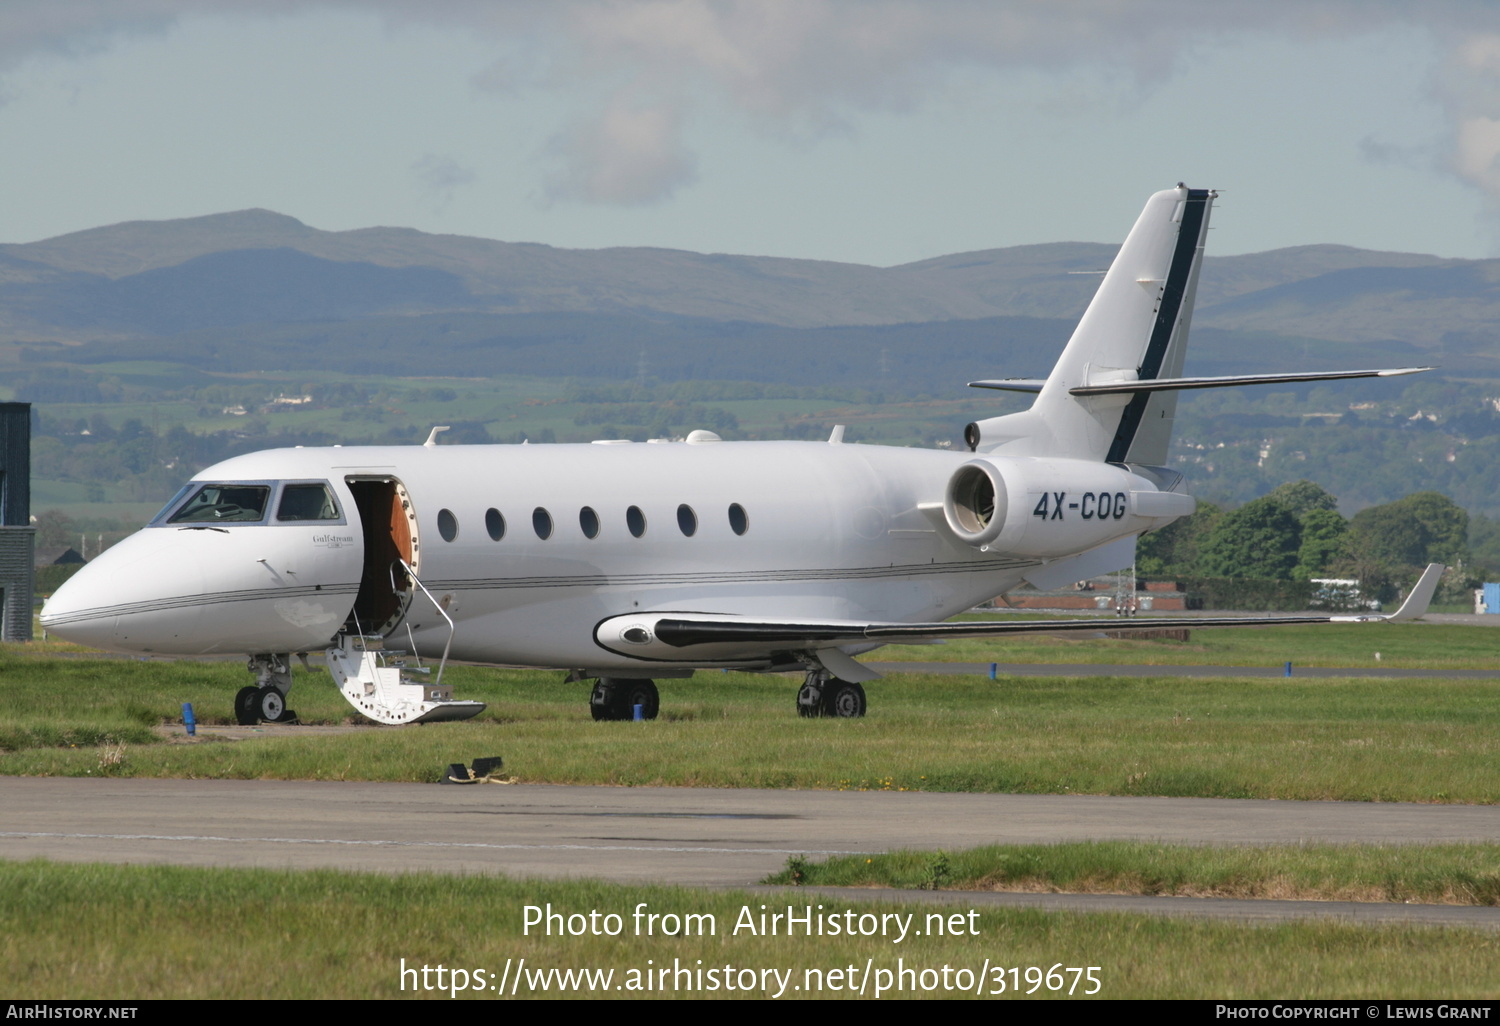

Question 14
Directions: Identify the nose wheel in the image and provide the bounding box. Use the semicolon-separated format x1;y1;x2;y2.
234;685;297;724
234;687;258;725
256;687;290;723
238;654;298;724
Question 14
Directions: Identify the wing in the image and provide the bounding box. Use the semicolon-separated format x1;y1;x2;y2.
594;565;1444;672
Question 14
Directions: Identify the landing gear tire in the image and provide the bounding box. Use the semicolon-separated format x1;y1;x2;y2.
590;678;659;721
796;681;824;718
245;654;296;723
234;686;259;726
617;678;659;721
821;679;867;718
255;688;288;723
590;681;617;721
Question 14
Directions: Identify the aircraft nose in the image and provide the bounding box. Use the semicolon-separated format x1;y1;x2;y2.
41;521;363;655
40;530;204;651
39;576;119;648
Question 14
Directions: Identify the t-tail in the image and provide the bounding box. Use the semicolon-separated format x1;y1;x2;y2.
964;184;1429;468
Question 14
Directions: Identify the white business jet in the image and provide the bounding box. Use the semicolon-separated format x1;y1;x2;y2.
40;186;1440;726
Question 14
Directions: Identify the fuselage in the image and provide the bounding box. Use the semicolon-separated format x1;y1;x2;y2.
40;186;1227;692
43;437;1090;671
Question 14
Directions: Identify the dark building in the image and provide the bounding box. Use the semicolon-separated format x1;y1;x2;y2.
35;546;86;567
0;402;34;640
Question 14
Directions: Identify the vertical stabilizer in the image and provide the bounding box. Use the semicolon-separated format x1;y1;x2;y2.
971;185;1214;464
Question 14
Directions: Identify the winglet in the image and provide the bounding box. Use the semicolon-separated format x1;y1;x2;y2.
1385;563;1444;622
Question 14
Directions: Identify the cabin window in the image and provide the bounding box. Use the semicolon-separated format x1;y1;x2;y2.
580;506;600;539
276;483;340;522
485;508;505;541
677;504;697;537
167;484;271;524
626;505;647;538
437;508;458;542
728;503;748;535
533;507;553;540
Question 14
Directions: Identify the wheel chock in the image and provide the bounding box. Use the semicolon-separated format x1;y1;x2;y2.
441;756;505;784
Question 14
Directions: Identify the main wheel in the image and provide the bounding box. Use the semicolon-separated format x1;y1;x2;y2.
589;681;618;721
234;686;259;726
255;688;286;723
821;680;867;718
796;682;824;718
614;678;659;721
590;678;659;720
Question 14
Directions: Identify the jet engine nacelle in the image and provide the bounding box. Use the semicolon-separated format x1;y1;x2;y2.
942;457;1193;558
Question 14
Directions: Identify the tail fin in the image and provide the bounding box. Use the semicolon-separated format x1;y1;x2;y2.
970;185;1215;464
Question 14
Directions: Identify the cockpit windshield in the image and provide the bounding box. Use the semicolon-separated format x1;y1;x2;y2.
276;483;340;521
153;480;344;527
166;484;272;524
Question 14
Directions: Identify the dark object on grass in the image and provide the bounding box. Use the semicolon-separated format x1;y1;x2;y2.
442;756;505;784
471;756;504;777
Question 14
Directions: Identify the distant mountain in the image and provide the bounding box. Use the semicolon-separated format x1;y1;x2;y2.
8;248;471;335
0;210;999;332
890;243;1484;346
2;209;1494;353
1196;260;1500;347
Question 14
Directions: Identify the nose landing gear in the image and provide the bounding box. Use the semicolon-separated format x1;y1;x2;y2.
236;654;298;725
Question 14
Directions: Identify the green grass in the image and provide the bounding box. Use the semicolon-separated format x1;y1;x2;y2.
880;617;1500;668
764;842;1500;905
2;860;1496;999
1;652;1497;802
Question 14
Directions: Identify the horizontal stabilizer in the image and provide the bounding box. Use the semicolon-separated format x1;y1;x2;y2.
967;379;1047;393
1066;367;1432;396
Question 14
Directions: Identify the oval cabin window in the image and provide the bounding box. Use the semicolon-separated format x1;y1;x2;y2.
728;503;748;536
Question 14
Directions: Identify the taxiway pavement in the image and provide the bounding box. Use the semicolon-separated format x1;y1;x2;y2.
6;777;1500;929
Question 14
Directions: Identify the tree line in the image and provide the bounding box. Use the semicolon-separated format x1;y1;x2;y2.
1137;480;1478;605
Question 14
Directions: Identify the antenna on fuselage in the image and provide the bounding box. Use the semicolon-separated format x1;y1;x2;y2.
424;426;451;448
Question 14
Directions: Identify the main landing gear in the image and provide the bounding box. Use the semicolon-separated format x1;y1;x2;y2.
581;670;866;721
590;678;660;721
796;670;867;719
236;654;298;725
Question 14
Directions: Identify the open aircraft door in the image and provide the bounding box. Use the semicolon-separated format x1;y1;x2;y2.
343;476;421;639
329;474;482;724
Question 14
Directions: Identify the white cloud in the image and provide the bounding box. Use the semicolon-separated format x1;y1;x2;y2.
1438;31;1500;203
544;94;696;205
412;153;477;202
10;1;1500;208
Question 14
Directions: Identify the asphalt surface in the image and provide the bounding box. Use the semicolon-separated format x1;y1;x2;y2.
869;662;1500;678
4;778;1499;929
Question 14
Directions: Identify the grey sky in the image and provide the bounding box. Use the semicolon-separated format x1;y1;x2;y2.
2;1;1498;264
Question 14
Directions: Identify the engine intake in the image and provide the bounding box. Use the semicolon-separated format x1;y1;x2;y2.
943;461;1008;546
